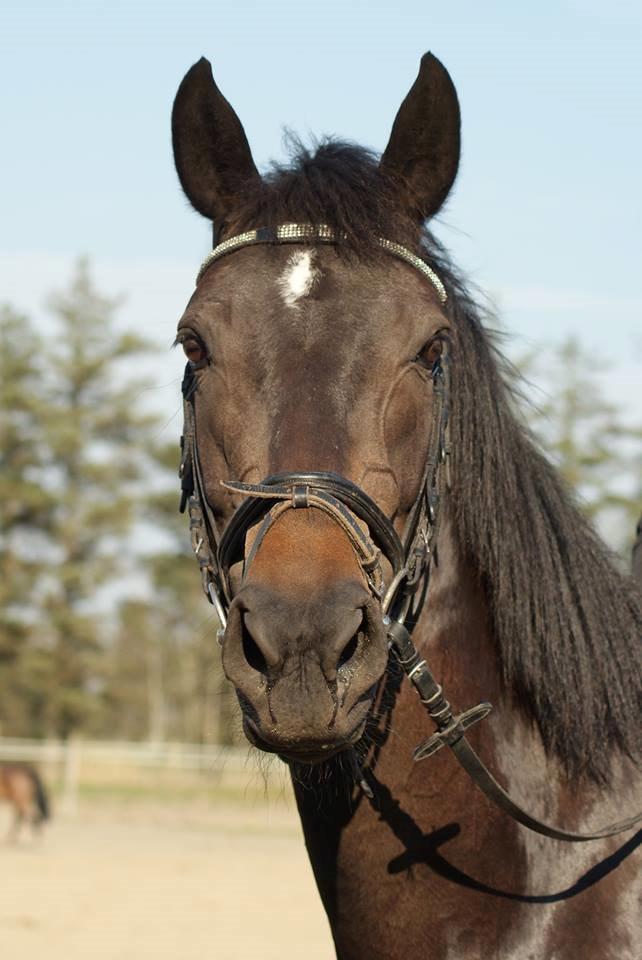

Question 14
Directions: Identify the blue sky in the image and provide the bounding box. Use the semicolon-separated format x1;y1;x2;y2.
2;1;641;422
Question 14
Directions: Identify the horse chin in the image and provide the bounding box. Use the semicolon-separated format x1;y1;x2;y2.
241;709;370;766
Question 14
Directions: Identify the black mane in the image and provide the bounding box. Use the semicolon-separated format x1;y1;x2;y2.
230;138;418;257
237;140;642;783
437;259;641;783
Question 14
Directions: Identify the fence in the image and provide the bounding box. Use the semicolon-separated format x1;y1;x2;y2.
0;737;287;812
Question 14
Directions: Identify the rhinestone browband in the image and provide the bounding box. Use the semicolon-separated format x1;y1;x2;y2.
196;223;447;304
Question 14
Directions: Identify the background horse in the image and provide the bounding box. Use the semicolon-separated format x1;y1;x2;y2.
633;518;642;584
171;53;641;959
0;762;50;841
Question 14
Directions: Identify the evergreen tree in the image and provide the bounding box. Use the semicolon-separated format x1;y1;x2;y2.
519;335;641;551
37;259;161;739
0;265;235;744
0;306;52;735
102;599;161;741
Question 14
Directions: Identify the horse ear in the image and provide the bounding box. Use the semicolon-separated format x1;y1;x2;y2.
381;52;461;221
172;58;260;222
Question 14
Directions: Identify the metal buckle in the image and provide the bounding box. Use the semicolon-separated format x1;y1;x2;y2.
207;581;228;632
413;702;493;761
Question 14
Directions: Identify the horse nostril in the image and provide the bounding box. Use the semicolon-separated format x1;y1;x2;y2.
337;614;365;669
241;614;269;675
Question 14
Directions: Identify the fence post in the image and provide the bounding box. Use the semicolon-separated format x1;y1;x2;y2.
60;734;80;816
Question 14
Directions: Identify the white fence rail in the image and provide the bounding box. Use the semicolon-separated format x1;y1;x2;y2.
0;737;289;816
0;736;257;774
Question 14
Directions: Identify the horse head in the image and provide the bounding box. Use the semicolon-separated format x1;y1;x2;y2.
172;54;459;763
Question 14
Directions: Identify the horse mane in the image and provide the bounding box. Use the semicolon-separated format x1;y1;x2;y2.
237;139;642;784
229;137;416;257
433;254;641;784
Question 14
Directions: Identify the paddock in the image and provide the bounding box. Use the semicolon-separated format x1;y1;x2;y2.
0;793;334;959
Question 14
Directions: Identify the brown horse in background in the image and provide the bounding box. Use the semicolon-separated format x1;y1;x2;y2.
633;517;642;584
0;762;50;841
171;52;641;959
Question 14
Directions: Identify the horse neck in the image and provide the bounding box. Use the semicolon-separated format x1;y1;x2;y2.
413;514;503;726
394;516;634;823
372;517;505;785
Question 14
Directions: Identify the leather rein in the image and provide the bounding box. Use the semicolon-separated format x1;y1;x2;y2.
178;223;641;843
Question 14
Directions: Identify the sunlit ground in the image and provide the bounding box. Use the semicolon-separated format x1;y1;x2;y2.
0;779;334;960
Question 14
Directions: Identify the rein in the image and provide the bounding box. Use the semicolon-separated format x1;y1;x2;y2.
179;223;642;843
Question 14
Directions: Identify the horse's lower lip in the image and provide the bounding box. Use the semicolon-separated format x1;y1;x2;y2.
243;716;367;764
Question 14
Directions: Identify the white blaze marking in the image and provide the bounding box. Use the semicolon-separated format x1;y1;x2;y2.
278;251;318;306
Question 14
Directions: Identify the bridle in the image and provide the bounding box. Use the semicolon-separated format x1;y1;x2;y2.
179;223;641;843
179;223;449;628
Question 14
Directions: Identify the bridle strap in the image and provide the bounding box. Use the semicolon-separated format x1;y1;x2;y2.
223;481;386;598
179;367;229;625
394;336;452;606
390;619;642;842
196;223;448;304
220;472;405;579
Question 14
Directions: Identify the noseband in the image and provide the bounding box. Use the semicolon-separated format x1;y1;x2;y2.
220;472;400;601
179;223;641;843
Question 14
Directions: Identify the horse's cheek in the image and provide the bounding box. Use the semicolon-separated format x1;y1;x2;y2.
382;367;432;513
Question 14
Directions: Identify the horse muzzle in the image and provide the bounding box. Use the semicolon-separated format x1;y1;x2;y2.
221;574;388;762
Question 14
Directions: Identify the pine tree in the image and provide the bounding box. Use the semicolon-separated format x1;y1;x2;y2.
37;259;161;739
102;600;161;741
520;335;641;552
0;306;53;735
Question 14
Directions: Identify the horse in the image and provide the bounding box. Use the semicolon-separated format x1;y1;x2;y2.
170;53;641;959
633;518;642;584
0;762;50;841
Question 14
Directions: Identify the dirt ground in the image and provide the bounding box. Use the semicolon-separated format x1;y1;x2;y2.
0;797;335;960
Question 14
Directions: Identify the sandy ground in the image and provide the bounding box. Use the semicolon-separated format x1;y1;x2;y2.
0;799;335;960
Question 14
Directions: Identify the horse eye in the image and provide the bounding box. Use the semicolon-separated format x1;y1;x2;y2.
415;337;443;369
182;337;205;364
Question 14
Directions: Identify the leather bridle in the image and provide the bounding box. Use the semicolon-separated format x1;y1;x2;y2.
179;223;641;843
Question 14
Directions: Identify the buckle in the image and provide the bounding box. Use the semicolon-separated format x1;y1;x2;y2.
413;702;492;761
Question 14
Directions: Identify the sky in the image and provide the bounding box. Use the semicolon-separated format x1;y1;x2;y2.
1;0;641;429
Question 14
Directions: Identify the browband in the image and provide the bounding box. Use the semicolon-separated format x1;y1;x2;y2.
196;223;448;304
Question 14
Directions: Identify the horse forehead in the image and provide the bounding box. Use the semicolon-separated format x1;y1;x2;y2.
277;250;320;307
193;245;432;384
196;244;420;346
240;255;382;361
